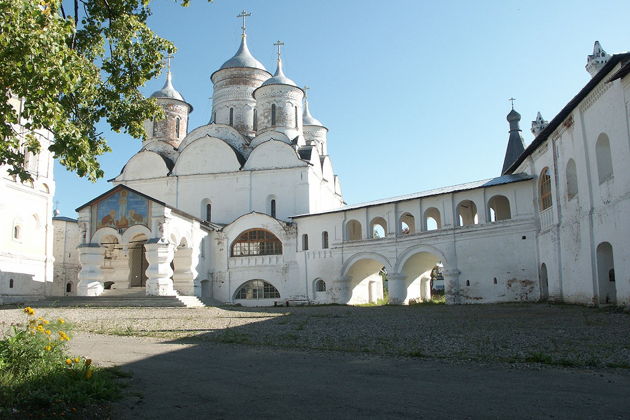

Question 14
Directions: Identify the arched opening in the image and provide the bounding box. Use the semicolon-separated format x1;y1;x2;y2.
596;133;613;184
399;213;415;234
9;278;13;289
322;231;329;249
175;117;181;138
270;199;276;218
566;159;578;200
423;207;441;231
539;263;549;301
206;204;212;223
65;282;73;295
596;242;616;304
271;104;276;126
370;217;387;239
456;200;478;226
231;229;282;257
400;252;443;303
253;109;258;131
539;167;552;210
315;279;326;292
488;195;511;222
346;220;362;241
229;107;234;126
302;234;309;251
13;224;21;240
128;234;148;288
294;105;298;128
234;279;280;300
200;199;212;222
346;258;388;304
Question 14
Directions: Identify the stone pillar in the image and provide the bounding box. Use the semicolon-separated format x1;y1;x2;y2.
77;244;105;296
334;275;351;303
172;247;195;295
144;238;175;296
420;275;432;301
110;246;130;289
443;268;461;305
387;273;407;304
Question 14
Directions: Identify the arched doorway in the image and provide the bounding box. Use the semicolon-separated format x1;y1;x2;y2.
128;234;148;288
540;263;549;301
596;242;616;304
344;255;391;304
399;251;443;303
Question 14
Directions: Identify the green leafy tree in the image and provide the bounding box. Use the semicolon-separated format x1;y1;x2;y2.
0;0;207;181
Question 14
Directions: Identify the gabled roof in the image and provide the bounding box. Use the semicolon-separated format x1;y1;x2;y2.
291;173;533;218
505;52;630;174
75;184;213;230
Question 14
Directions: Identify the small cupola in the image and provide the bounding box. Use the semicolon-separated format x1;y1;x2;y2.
501;102;526;175
253;41;304;136
586;41;611;77
302;88;329;155
531;112;549;138
146;66;193;148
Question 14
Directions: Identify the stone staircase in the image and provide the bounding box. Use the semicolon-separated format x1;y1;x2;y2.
33;288;209;308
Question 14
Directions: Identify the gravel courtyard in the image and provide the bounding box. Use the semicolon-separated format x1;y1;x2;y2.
2;302;629;369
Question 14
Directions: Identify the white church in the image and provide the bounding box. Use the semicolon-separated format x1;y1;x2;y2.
2;19;629;307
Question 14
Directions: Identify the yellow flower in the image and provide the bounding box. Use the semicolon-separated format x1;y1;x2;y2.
58;318;65;324
65;359;72;366
85;368;94;379
45;329;51;335
73;357;80;363
58;331;70;341
36;325;45;332
23;307;35;316
44;345;52;351
85;359;92;366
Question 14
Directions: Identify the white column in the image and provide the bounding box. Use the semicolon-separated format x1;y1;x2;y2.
111;245;130;289
77;244;105;296
144;238;175;296
172;247;196;295
334;275;351;303
443;268;461;304
387;272;407;304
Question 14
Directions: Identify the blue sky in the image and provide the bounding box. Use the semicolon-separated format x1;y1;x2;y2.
53;0;630;217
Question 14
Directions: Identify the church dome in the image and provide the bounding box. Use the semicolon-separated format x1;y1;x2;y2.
303;99;323;126
150;71;186;102
219;36;267;71
506;109;521;123
261;59;298;88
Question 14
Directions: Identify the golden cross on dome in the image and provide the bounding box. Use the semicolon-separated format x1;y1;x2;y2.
237;10;251;36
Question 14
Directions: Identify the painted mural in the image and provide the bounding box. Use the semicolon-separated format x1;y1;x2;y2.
96;190;149;230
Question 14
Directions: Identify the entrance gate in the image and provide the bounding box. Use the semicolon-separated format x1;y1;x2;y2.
129;240;148;287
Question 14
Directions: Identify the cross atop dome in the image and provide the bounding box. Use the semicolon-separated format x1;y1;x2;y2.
274;40;285;62
237;10;251;37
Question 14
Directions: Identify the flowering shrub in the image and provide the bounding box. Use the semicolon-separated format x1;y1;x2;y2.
0;308;120;414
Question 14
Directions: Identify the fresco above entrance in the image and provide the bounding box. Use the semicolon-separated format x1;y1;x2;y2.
95;189;149;230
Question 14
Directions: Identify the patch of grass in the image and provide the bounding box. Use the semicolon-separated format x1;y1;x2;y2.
524;352;554;364
404;350;427;358
0;308;124;416
606;362;630;369
213;330;251;344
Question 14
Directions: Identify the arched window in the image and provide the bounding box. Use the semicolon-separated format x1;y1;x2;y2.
13;225;21;240
424;207;441;231
271;104;276;126
175;117;181;138
66;282;72;293
270;199;276;218
231;229;282;257
488;195;511;222
253;109;258;131
596;242;616;304
456;200;478;226
229;108;234;126
9;278;13;288
399;213;415;234
294;105;298;128
235;280;280;300
370;217;387;238
596;133;613;184
315;279;326;292
346;219;362;241
566;159;578;200
302;234;309;251
539;168;552;210
322;231;329;249
206;204;212;223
